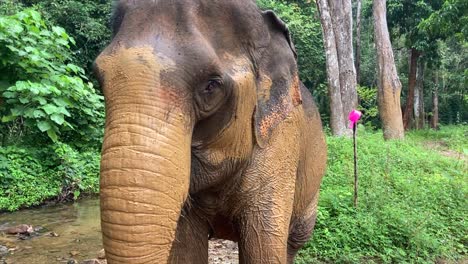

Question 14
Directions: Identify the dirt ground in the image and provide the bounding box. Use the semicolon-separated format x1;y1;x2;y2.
209;239;239;264
423;140;467;162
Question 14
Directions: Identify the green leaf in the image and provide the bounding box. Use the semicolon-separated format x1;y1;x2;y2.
50;113;65;125
3;91;16;98
1;115;16;122
19;97;30;104
53;97;72;107
37;121;51;132
36;97;47;105
73;190;81;200
47;129;58;142
33;110;46;118
57;107;71;117
42;104;58;115
11;107;25;116
29;10;41;22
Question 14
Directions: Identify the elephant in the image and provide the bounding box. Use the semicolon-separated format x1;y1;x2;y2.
94;0;327;263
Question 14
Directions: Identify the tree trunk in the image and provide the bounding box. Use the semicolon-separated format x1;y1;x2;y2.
414;61;425;129
431;71;439;129
329;0;358;126
403;48;420;130
355;0;362;85
417;63;426;129
373;0;404;139
316;0;347;136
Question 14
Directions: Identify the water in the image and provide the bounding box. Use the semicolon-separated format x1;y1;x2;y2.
0;198;238;263
0;198;103;263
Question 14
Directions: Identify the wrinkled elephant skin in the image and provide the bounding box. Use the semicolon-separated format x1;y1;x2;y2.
95;1;327;263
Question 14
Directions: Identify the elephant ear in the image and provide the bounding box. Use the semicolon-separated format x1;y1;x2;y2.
254;10;302;148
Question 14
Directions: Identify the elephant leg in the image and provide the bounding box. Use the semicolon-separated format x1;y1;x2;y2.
237;203;293;264
286;196;319;264
168;202;209;264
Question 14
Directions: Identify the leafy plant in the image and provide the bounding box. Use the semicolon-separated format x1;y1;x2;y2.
0;144;100;211
0;9;104;143
357;85;380;128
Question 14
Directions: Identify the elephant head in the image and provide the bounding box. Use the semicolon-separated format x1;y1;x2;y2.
95;0;302;262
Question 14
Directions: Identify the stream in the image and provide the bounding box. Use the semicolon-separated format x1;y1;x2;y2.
0;197;238;264
0;198;103;263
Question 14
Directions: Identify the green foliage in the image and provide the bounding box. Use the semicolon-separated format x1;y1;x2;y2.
52;143;101;201
357;86;379;128
0;144;100;211
296;126;467;263
0;8;104;143
437;39;468;125
256;0;326;89
419;0;468;41
0;0;23;15
387;0;443;50
28;0;113;72
0;7;103;211
0;146;60;211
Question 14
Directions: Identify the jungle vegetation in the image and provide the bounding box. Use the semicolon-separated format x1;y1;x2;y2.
0;0;466;263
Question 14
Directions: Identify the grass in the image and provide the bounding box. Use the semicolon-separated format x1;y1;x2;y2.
296;125;467;263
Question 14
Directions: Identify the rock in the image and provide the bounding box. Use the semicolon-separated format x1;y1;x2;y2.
69;250;80;256
67;260;78;264
81;259;101;264
33;226;43;232
0;245;8;256
3;242;15;249
48;232;59;237
4;225;33;235
97;249;105;259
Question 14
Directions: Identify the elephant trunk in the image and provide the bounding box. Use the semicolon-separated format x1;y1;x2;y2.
98;47;192;263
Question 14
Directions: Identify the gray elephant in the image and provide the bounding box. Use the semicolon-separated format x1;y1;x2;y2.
94;0;327;263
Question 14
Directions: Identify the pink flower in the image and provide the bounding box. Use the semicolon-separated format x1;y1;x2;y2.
348;110;362;128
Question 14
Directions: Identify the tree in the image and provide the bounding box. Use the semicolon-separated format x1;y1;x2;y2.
373;0;404;139
431;70;439;129
316;0;358;136
387;0;443;130
420;0;468;41
355;0;363;84
413;60;425;129
257;0;326;90
419;0;468;127
316;0;346;135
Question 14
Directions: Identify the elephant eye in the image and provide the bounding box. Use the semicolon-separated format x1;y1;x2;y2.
204;79;222;94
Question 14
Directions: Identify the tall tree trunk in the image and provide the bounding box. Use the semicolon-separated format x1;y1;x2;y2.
355;0;362;85
417;63;426;129
373;0;404;139
329;0;358;129
416;61;425;129
431;71;439;129
403;48;420;130
316;0;347;136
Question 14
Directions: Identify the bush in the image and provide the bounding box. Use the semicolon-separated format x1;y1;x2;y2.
357;85;380;129
0;144;100;211
296;127;467;263
0;8;104;144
